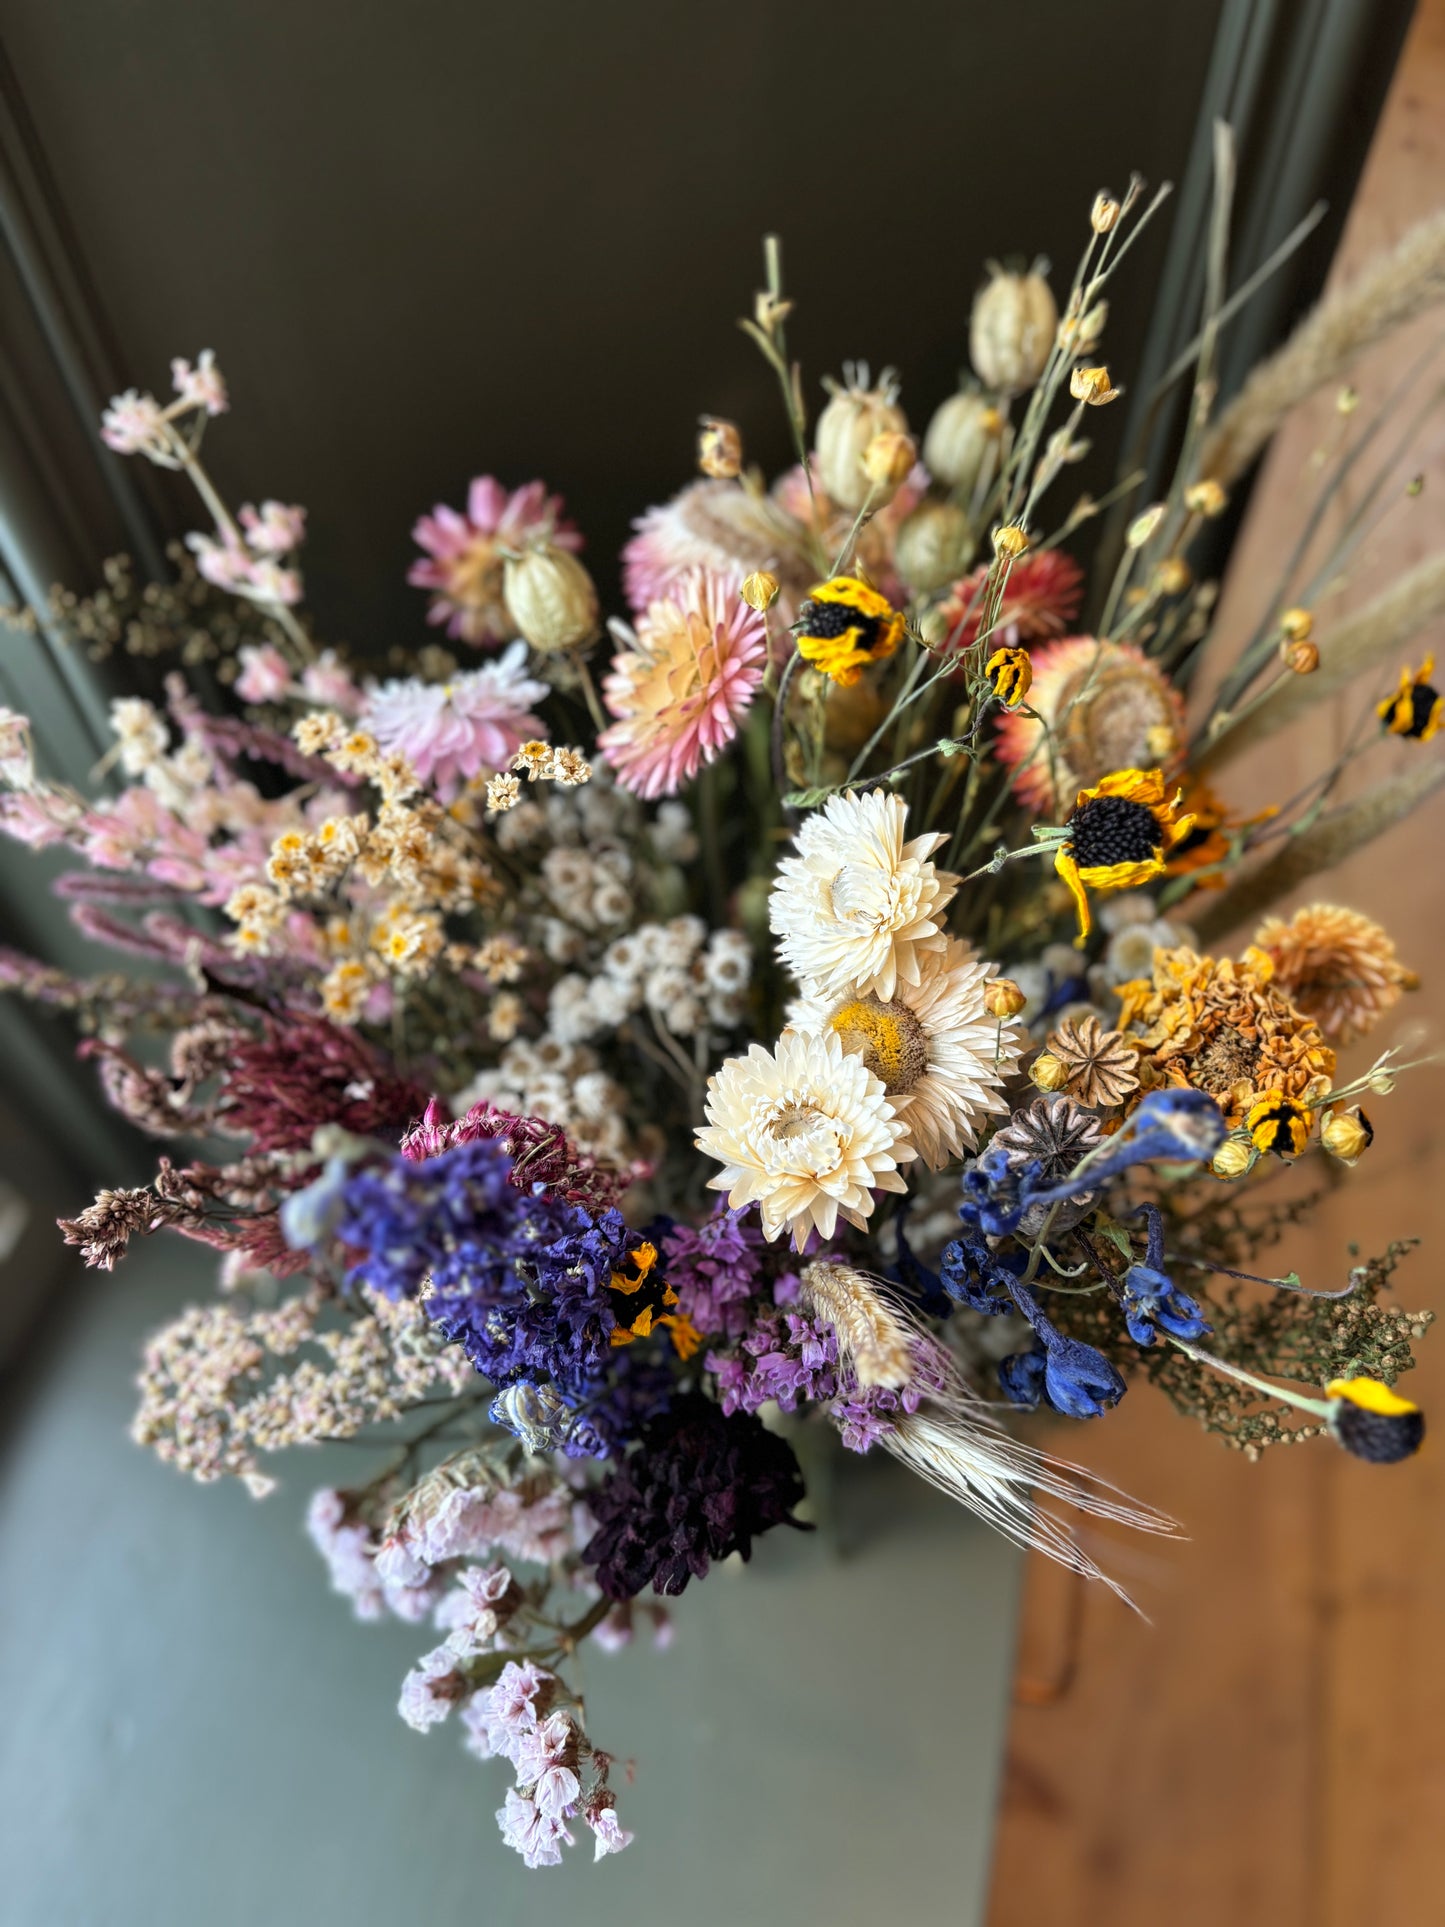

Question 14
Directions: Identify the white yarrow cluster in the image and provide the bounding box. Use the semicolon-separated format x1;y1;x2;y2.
548;917;752;1043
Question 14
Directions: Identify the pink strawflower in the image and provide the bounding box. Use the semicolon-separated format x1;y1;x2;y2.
235;644;293;703
239;500;306;554
409;477;580;646
598;569;765;799
171;350;228;415
363;642;549;799
100;389;166;456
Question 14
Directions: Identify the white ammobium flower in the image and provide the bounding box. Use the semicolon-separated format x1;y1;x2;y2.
768;789;958;1002
788;938;1018;1170
695;1027;914;1250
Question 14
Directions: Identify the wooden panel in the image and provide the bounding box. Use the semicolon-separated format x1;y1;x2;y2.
990;4;1445;1920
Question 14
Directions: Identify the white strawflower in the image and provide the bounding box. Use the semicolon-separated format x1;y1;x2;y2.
769;790;958;1001
696;1028;914;1250
788;938;1017;1170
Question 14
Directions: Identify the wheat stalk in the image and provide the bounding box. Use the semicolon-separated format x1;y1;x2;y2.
1199;211;1445;486
1193;758;1445;944
797;1260;913;1388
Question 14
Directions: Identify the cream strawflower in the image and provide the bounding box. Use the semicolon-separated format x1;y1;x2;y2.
696;1028;914;1250
769;789;958;1001
788;939;1017;1170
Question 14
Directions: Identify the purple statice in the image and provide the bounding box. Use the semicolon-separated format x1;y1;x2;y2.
707;1306;840;1416
583;1393;808;1599
663;1202;766;1341
833;1339;951;1453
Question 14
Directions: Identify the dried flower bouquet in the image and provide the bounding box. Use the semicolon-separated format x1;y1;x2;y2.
2;149;1441;1870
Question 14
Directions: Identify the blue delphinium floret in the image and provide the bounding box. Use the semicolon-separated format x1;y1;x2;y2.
1118;1203;1212;1346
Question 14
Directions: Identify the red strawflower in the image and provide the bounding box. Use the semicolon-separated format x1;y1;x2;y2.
936;548;1085;659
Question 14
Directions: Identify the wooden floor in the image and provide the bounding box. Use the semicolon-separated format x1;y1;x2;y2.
988;6;1445;1921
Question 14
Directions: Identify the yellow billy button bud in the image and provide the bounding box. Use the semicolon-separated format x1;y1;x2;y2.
1153;556;1192;596
1280;607;1314;643
1246;1091;1312;1158
697;416;742;480
1030;1050;1069;1092
1068;364;1120;406
740;570;780;613
1211;1138;1253;1180
985;645;1032;707
1184;479;1228;517
993;522;1030;560
1321;1106;1373;1165
863;429;918;493
984;976;1028;1020
1280;636;1320;674
1090;193;1121;234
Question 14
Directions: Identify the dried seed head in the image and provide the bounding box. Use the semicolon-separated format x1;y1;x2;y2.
1154;556;1192;596
1091;193;1121;234
1211;1137;1252;1179
740;569;780;612
922;388;1004;493
1280;636;1320;674
863;428;918;491
1029;1049;1069;1092
984;976;1028;1020
697;417;743;480
797;1260;913;1389
814;372;909;511
1185;479;1228;518
502;545;599;654
1280;607;1314;643
894;498;972;595
1069;364;1120;406
970;267;1058;393
1321;1106;1373;1165
1126;504;1167;548
993;522;1030;560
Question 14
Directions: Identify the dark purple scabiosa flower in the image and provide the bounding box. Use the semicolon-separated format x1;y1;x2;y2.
583;1393;808;1599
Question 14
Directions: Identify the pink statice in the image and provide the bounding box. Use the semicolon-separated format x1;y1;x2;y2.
585;1796;635;1860
598;570;765;799
398;1641;470;1731
171;350;228;415
434;1564;521;1655
376;1479;575;1593
363;642;549;799
496;1789;574;1870
409;477;581;646
513;1711;582;1818
186;531;254;592
465;1658;553;1760
306;1487;386;1620
100;389;167;456
235;643;293;703
239;500;306;554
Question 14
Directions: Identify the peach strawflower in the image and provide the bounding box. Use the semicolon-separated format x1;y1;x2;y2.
1253;904;1417;1046
994;635;1187;814
597;570;766;799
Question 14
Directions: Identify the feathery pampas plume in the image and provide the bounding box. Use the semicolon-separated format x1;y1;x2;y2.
1197;553;1445;776
800;1260;1177;1607
1193;758;1445;945
1200;210;1445;486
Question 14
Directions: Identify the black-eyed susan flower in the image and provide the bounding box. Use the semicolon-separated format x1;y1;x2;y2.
1246;1090;1312;1158
985;644;1032;707
793;576;905;687
1325;1377;1424;1463
1377;655;1443;741
608;1240;702;1358
1053;767;1195;943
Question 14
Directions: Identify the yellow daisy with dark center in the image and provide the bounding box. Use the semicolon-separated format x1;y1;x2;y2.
608;1240;702;1358
1326;1377;1424;1463
984;644;1032;707
1377;654;1443;742
1054;767;1195;944
794;576;905;687
1245;1090;1312;1158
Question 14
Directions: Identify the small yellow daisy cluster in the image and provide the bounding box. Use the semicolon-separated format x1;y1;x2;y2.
485;738;592;813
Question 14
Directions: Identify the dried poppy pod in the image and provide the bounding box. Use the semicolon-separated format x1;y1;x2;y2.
970;265;1058;394
813;367;909;512
503;544;599;654
894;497;973;595
922;387;1005;495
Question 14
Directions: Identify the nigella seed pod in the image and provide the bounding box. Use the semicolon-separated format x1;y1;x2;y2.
894;497;973;594
813;367;908;512
503;544;599;654
922;388;1004;495
969;266;1058;394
